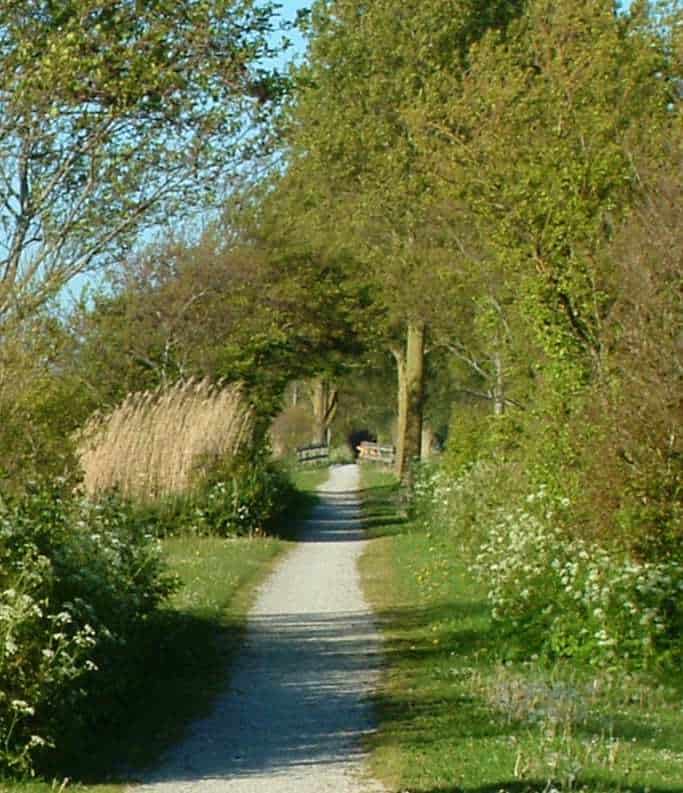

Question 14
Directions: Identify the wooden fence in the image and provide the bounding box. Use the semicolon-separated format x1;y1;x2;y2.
357;441;396;465
296;443;330;464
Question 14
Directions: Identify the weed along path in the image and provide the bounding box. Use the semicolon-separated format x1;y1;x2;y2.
131;463;385;793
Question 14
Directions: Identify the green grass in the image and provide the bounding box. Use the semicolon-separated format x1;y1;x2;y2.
289;464;331;493
358;464;406;538
1;463;327;793
359;463;398;491
359;482;683;793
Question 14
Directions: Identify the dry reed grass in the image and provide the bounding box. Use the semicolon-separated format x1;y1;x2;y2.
78;378;254;500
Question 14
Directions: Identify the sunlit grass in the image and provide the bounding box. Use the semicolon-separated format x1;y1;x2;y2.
360;482;683;793
358;463;398;491
0;461;333;792
289;464;330;492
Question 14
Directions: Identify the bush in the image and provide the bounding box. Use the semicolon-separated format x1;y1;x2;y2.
413;463;683;670
136;449;301;538
0;318;92;495
0;482;174;775
474;487;683;667
188;451;299;537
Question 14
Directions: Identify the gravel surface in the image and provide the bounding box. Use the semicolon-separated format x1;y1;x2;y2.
130;464;386;793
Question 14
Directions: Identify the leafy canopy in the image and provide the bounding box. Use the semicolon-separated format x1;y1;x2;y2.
0;0;282;321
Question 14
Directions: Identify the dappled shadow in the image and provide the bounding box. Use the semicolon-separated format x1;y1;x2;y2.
358;483;409;537
364;600;503;756
296;490;368;542
139;606;384;782
294;480;409;542
367;594;683;793
112;470;389;785
45;608;248;783
66;476;505;787
137;598;530;786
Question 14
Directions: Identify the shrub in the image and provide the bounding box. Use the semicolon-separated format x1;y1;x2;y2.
0;318;91;495
0;482;174;775
133;448;301;538
270;403;314;458
475;488;683;667
414;463;683;670
185;450;299;537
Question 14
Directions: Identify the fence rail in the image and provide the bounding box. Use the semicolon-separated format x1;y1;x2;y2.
296;443;330;464
357;441;395;465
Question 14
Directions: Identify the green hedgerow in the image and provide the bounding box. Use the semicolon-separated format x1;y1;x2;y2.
0;481;175;775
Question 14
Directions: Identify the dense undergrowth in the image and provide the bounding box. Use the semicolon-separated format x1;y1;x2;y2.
131;450;304;539
360;467;683;793
0;531;286;792
413;461;683;672
0;482;173;776
0;451;305;779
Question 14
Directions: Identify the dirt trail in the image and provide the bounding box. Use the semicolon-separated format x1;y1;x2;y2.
130;463;386;793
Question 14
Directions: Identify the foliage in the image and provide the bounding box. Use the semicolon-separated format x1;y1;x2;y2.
0;482;174;775
573;164;683;557
0;316;94;494
361;476;683;793
183;450;299;538
270;399;314;458
413;461;683;670
0;534;286;788
70;214;368;424
424;0;672;378
0;0;283;323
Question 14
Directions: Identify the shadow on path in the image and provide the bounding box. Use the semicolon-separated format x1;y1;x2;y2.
147;607;383;782
140;468;386;789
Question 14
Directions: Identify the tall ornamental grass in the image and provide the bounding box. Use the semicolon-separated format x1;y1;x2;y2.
78;378;254;500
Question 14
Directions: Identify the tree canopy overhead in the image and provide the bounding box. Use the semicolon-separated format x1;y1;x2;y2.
0;0;283;323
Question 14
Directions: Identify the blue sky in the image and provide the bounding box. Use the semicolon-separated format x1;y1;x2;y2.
269;0;310;66
270;0;637;67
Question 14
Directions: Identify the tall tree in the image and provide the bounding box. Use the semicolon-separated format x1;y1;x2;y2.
281;0;524;484
310;377;338;446
419;0;675;392
0;0;282;323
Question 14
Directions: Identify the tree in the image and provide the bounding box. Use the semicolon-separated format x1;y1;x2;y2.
409;0;682;551
281;0;525;485
421;0;675;389
70;203;369;441
310;377;338;446
0;312;91;490
0;0;282;324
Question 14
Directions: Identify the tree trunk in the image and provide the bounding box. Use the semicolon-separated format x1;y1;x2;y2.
311;377;338;446
421;422;434;460
395;321;426;487
392;346;407;478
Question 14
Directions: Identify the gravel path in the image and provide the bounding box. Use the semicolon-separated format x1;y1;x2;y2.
130;464;386;793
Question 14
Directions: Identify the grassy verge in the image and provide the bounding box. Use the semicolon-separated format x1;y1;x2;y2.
358;464;404;538
2;534;286;793
100;535;287;779
289;464;331;493
359;480;683;793
0;463;327;793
